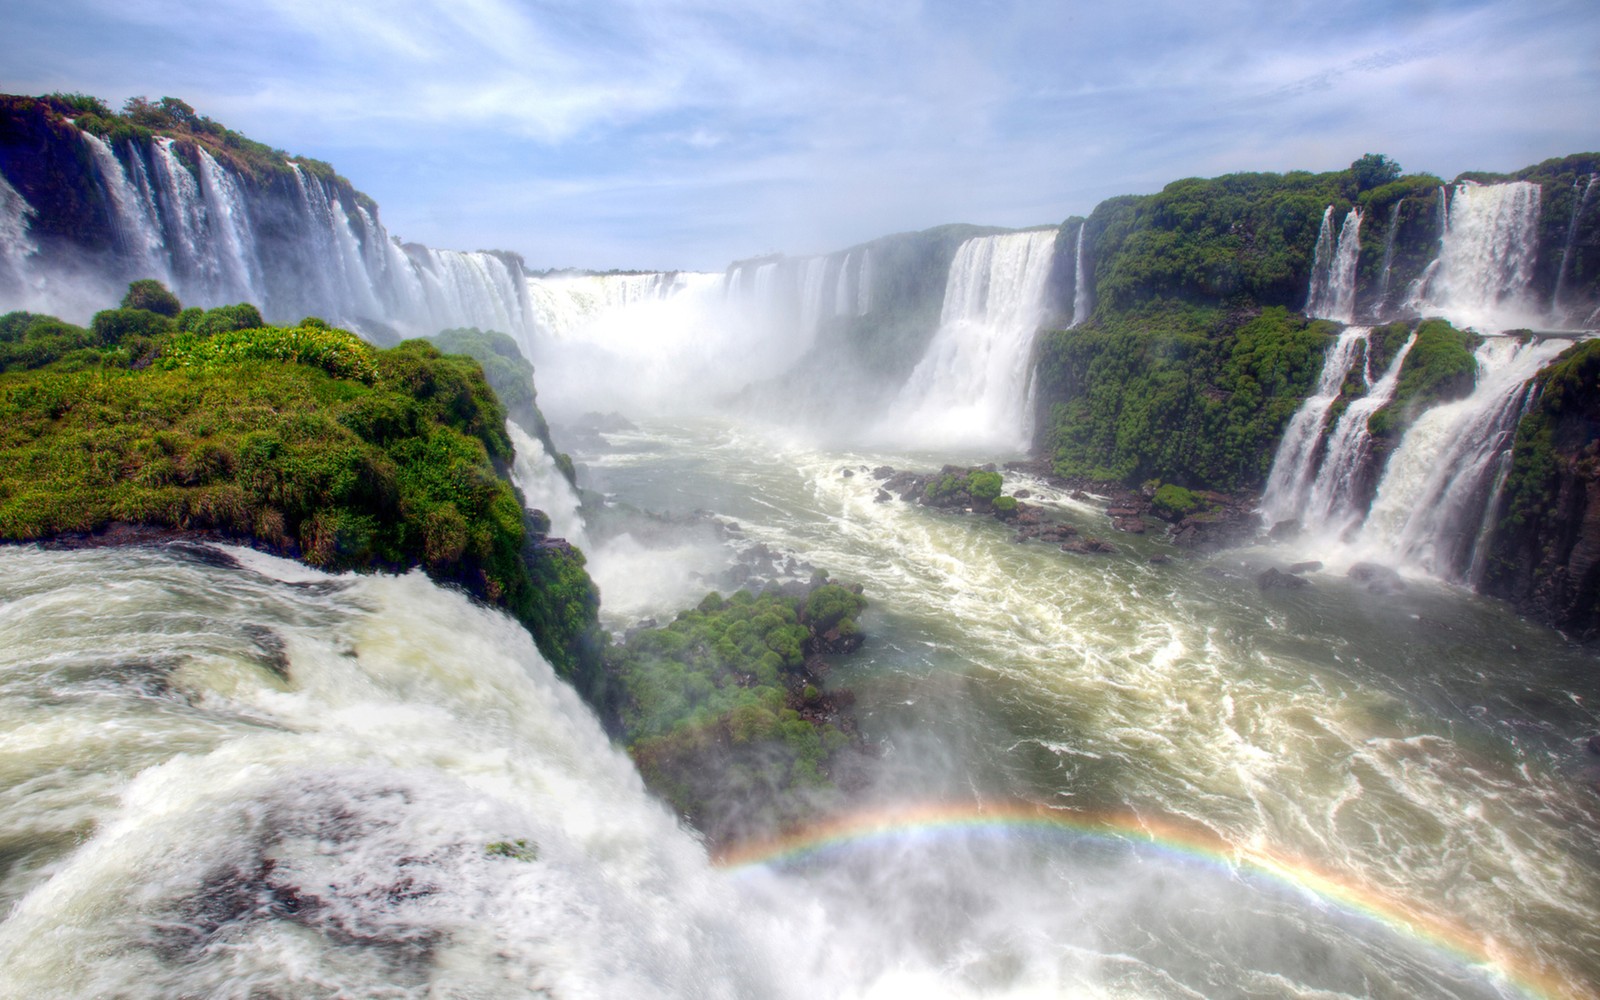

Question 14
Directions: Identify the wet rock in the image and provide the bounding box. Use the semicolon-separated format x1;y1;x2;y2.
1063;538;1117;555
871;466;895;480
1268;519;1303;541
1349;561;1406;594
1148;553;1172;565
1257;567;1310;590
874;489;892;503
1288;560;1323;574
1587;734;1600;756
840;468;854;478
1013;489;1032;499
1111;516;1146;534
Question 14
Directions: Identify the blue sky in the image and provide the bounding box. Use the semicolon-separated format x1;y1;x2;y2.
4;0;1597;271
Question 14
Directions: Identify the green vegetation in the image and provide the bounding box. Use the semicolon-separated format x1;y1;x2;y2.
485;839;539;862
1151;483;1204;519
606;583;866;840
1037;306;1332;489
427;327;573;487
0;282;601;682
1494;339;1600;539
922;467;1006;506
121;279;182;317
1366;320;1481;439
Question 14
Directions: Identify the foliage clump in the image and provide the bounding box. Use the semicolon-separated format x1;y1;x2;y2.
0;283;602;682
1036;305;1332;489
1366;320;1480;439
606;580;867;843
1151;484;1205;519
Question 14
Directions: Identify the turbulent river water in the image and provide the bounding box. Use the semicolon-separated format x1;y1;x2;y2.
8;405;1596;997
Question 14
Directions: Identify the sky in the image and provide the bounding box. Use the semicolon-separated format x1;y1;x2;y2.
3;0;1598;271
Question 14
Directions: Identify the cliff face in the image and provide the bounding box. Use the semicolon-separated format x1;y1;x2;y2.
0;94;537;340
1483;339;1600;638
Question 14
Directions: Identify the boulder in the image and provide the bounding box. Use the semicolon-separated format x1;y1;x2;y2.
1349;562;1406;593
1258;567;1309;590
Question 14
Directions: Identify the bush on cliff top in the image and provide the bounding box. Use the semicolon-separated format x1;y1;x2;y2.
0;284;601;682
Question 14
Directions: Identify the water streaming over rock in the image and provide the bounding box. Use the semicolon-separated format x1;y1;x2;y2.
1;122;540;339
0;171;35;290
1070;221;1091;327
1259;326;1372;526
1352;335;1574;579
1410;181;1543;331
880;230;1059;452
507;420;589;550
1552;174;1597;318
1375;200;1403;314
1295;331;1416;538
1306;206;1362;322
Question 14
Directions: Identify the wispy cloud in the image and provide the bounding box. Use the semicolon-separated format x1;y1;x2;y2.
2;0;1596;269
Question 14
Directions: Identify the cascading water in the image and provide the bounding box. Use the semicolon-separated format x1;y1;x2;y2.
79;131;167;280
507;420;589;549
1410;181;1543;331
1305;206;1362;322
1353;335;1574;579
1375;200;1403;313
0;172;35;286
0;122;542;340
1070;221;1090;327
1258;326;1371;526
855;247;873;315
880;229;1058;452
1552;174;1597;318
1293;331;1416;538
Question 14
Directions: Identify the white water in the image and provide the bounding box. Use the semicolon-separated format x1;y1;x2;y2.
1352;335;1574;579
1412;181;1543;332
0;546;805;998
507;420;589;549
1259;326;1371;525
1374;200;1402;313
1295;332;1416;539
1070;222;1090;327
1552;174;1597;317
80;131;167;281
880;230;1059;452
195;148;262;305
0;172;36;285
1306;206;1362;322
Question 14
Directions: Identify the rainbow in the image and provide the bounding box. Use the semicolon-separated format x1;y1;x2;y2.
715;800;1583;1000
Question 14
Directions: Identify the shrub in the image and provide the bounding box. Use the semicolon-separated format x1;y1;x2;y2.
1152;483;1203;518
120;279;182;317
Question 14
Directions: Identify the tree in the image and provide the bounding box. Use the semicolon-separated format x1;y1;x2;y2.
120;279;182;317
1351;153;1402;191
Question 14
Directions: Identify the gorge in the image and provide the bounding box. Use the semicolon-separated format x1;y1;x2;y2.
3;93;1600;1000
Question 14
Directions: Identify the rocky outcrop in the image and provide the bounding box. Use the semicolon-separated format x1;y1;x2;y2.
1482;340;1600;638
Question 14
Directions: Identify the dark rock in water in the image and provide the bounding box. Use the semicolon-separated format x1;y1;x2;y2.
872;466;895;480
1071;490;1090;501
1014;489;1032;499
1063;538;1117;555
1148;553;1172;565
1587;734;1600;756
1258;567;1310;590
1111;516;1146;534
1269;519;1303;541
874;489;892;503
840;468;854;478
1288;561;1323;574
1106;506;1141;518
1349;562;1406;593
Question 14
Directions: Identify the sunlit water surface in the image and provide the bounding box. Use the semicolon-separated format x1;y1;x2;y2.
2;414;1598;999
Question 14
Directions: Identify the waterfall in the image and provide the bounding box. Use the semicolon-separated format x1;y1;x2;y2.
1259;327;1372;526
1409;181;1542;331
797;256;829;338
1295;331;1416;538
1;121;542;340
1070;222;1090;327
79;132;167;280
0;172;35;286
1353;336;1573;579
833;251;854;316
856;247;873;315
1374;200;1402;314
507;421;589;550
1552;174;1597;318
881;229;1059;451
1305;206;1361;322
